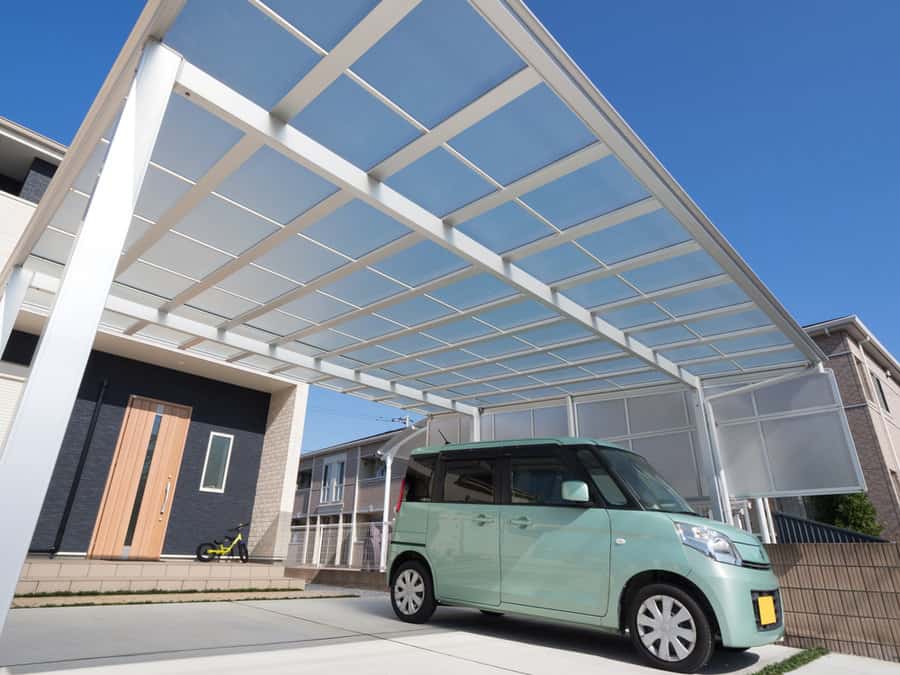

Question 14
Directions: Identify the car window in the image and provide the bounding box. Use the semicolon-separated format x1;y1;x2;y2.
405;455;436;502
510;454;580;505
577;449;629;506
442;458;495;504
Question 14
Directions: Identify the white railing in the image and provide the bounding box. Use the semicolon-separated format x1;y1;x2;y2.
287;521;390;570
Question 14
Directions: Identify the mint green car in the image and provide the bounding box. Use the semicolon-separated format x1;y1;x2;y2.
388;438;782;673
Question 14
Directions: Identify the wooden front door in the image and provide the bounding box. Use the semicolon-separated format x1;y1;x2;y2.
89;396;192;560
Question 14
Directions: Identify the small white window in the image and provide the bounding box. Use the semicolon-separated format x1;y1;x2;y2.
321;455;346;503
200;432;234;493
873;376;891;413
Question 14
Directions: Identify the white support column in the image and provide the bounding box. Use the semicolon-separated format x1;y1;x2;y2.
379;454;393;572
313;515;322;567
0;266;33;357
763;497;777;543
566;395;577;436
335;513;343;566
690;389;733;525
754;497;772;543
0;41;179;631
471;411;482;442
349;447;360;568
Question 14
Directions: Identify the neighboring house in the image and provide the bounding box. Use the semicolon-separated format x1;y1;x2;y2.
291;424;424;570
0;117;306;562
805;317;900;541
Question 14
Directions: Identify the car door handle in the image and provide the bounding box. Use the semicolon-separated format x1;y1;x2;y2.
473;513;494;526
509;516;531;528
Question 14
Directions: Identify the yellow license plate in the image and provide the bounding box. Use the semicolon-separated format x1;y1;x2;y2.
757;595;777;625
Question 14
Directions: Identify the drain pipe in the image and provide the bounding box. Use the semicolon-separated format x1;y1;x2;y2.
50;379;108;557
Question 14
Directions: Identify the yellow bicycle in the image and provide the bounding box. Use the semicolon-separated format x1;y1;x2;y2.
196;522;249;563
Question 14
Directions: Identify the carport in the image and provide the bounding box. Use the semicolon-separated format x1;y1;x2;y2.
0;0;864;631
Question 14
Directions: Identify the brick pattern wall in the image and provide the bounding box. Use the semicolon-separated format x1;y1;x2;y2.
768;543;900;661
248;384;308;561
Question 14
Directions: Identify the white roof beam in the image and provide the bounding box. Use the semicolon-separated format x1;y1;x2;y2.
175;61;697;387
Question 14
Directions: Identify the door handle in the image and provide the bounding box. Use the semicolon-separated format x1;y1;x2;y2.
160;478;171;518
473;513;494;526
509;516;532;528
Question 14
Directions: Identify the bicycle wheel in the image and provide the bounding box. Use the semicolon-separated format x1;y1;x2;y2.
196;542;218;562
238;540;249;563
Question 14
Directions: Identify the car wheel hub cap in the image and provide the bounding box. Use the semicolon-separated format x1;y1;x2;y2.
636;595;697;663
394;569;425;615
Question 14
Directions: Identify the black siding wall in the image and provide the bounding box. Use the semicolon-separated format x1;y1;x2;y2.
4;331;270;556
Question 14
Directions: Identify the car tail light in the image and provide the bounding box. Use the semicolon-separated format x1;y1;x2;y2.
395;478;406;513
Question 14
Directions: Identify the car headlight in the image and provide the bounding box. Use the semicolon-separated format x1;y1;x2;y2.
674;522;742;566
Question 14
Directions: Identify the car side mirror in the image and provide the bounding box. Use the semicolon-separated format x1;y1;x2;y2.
561;480;590;503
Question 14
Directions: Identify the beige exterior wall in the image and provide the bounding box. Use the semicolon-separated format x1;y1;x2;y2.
248;384;309;561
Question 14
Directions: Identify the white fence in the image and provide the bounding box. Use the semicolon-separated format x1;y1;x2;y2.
287;521;389;570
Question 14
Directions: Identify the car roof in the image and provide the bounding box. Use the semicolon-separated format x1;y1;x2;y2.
409;437;633;457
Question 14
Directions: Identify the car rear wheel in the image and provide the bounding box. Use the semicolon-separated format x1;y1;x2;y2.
628;583;713;673
390;560;436;624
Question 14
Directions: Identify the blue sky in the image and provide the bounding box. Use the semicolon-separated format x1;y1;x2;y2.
3;2;897;451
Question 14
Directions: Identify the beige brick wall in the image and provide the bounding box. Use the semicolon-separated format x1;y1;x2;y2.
248;384;309;561
768;543;900;661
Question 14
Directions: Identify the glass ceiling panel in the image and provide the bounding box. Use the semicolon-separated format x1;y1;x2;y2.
379;333;443;355
685;361;740;376
735;348;805;369
51;191;88;235
514;386;568;401
658;283;749;317
124;218;152;253
418;349;479;368
341;345;398;365
386;147;494;217
560;380;617;395
474;393;526;406
170;304;224;327
216;265;298;304
280;292;354;323
416;373;467;387
301;330;360;351
516;243;598;284
377;359;431;376
599;303;668;330
584;357;646;375
72;143;109;194
237;354;285;372
216;146;338;224
280;340;325;358
712;330;792;354
660;344;719;362
455;202;553;253
577;210;690;265
515;322;593;347
609;371;672;387
629;325;696;347
429;273;517;310
141;232;230;279
549;340;623;361
189;287;257;319
498;353;564;371
476;299;557;330
134;166;191;222
373;240;468;286
175;195;279;257
686;309;771;337
255;234;347;283
521;156;649;229
533;366;591;383
292;74;420;170
99;309;136;333
321;269;404;306
247;310;313;337
449;83;595;185
136;324;195;347
233;323;288;344
451;363;512;379
621;250;722;294
278;366;322;382
467;336;530;359
562;276;637;308
188;340;245;361
301;200;409;259
481;376;536;390
32;230;71;266
265;0;378;51
153;95;243;182
351;0;524;128
165;0;321;110
423;317;495;343
377;296;454;326
330;314;398;340
116;261;194;300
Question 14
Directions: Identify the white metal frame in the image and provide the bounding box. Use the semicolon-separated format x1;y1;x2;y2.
198;431;234;494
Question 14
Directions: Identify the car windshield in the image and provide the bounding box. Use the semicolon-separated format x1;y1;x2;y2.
598;448;695;514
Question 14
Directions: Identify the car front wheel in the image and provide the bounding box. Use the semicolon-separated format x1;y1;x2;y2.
390;560;436;624
628;583;714;673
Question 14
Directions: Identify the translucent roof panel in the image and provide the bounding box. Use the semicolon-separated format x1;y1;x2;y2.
712;330;793;354
265;0;378;52
386;148;494;217
300;200;410;259
320;269;404;306
686;309;772;337
599;304;669;330
516;244;598;284
328;314;398;341
476;300;557;330
449;83;595;185
377;296;454;326
351;0;525;128
247;310;313;337
255;235;347;284
577;210;690;265
216;266;298;304
658;283;749;317
562;277;637;308
142;233;230;279
280;292;354;323
164;0;321;109
455;202;553;254
549;340;623;362
429;274;517;310
175;196;279;257
134;166;191;222
372;240;469;286
292;75;420;170
424;318;496;343
735;348;806;369
622;251;722;294
515;322;594;347
521;156;650;229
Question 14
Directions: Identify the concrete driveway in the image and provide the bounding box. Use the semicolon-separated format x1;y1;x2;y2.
0;591;811;674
